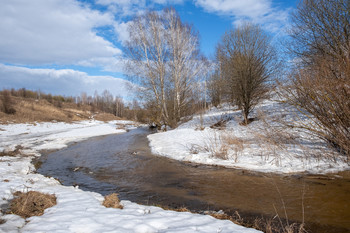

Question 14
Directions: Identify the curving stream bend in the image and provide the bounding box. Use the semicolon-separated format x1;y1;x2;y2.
37;128;350;233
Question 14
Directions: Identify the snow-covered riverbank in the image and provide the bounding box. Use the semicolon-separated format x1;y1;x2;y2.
148;99;349;174
0;120;260;233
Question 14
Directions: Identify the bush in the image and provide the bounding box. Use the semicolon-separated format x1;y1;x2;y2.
285;67;350;158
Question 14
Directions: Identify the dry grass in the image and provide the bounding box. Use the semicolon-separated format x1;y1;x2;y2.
222;133;244;162
10;191;57;218
102;193;123;209
0;96;124;124
188;130;245;161
0;97;87;123
203;131;229;159
153;204;191;213
94;113;120;122
0;145;23;157
174;206;190;212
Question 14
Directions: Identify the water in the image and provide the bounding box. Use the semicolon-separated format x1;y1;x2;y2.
37;128;350;233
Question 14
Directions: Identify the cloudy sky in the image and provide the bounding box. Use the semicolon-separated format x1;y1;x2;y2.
0;0;296;98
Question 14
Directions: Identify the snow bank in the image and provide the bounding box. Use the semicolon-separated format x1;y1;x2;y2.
0;120;261;232
148;100;350;174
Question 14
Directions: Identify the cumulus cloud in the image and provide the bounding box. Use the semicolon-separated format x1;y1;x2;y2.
194;0;289;32
0;0;121;67
0;64;135;98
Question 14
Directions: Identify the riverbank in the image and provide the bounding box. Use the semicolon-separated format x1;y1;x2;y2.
0;120;260;232
148;99;350;174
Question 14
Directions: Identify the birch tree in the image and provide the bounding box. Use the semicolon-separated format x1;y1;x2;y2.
124;11;168;126
124;8;207;127
164;8;207;125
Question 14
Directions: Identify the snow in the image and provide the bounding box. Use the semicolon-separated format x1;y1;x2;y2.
148;99;350;174
0;120;260;233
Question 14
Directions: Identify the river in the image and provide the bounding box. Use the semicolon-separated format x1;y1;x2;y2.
37;127;350;233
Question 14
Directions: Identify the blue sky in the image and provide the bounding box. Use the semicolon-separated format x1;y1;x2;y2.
0;0;297;98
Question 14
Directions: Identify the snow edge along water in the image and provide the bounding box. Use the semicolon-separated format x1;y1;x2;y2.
0;120;261;233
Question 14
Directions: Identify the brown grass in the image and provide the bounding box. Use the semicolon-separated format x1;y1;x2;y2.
0;97;89;123
0;145;23;157
102;193;123;209
10;191;57;218
222;133;244;162
94;113;120;122
0;94;127;124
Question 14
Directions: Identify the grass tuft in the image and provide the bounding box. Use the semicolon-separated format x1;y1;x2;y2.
10;191;57;218
102;193;123;209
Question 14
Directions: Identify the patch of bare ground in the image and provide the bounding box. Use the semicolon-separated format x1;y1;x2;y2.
10;191;57;218
94;113;121;122
102;193;123;209
0;145;23;157
0;96;125;124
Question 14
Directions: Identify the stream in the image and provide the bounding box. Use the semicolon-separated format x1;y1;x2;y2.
37;127;350;233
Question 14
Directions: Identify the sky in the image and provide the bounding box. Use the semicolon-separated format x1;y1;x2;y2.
0;0;297;98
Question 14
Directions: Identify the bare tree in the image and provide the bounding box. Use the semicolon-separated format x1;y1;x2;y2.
217;23;278;125
114;96;124;118
1;90;16;114
124;8;207;128
208;67;226;107
80;92;88;105
124;10;169;127
164;8;208;126
289;0;350;75
285;0;350;157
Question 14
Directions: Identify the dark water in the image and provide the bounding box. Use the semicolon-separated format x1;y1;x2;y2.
37;128;350;233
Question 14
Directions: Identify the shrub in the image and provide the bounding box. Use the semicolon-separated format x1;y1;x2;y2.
285;68;350;159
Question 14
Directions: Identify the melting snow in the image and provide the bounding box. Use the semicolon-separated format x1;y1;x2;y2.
0;120;260;233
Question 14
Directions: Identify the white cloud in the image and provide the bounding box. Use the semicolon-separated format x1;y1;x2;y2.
96;0;184;16
0;0;121;67
114;21;131;45
96;0;146;16
195;0;289;32
0;64;135;98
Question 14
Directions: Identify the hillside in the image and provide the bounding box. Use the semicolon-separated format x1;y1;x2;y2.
148;97;350;174
0;95;120;124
